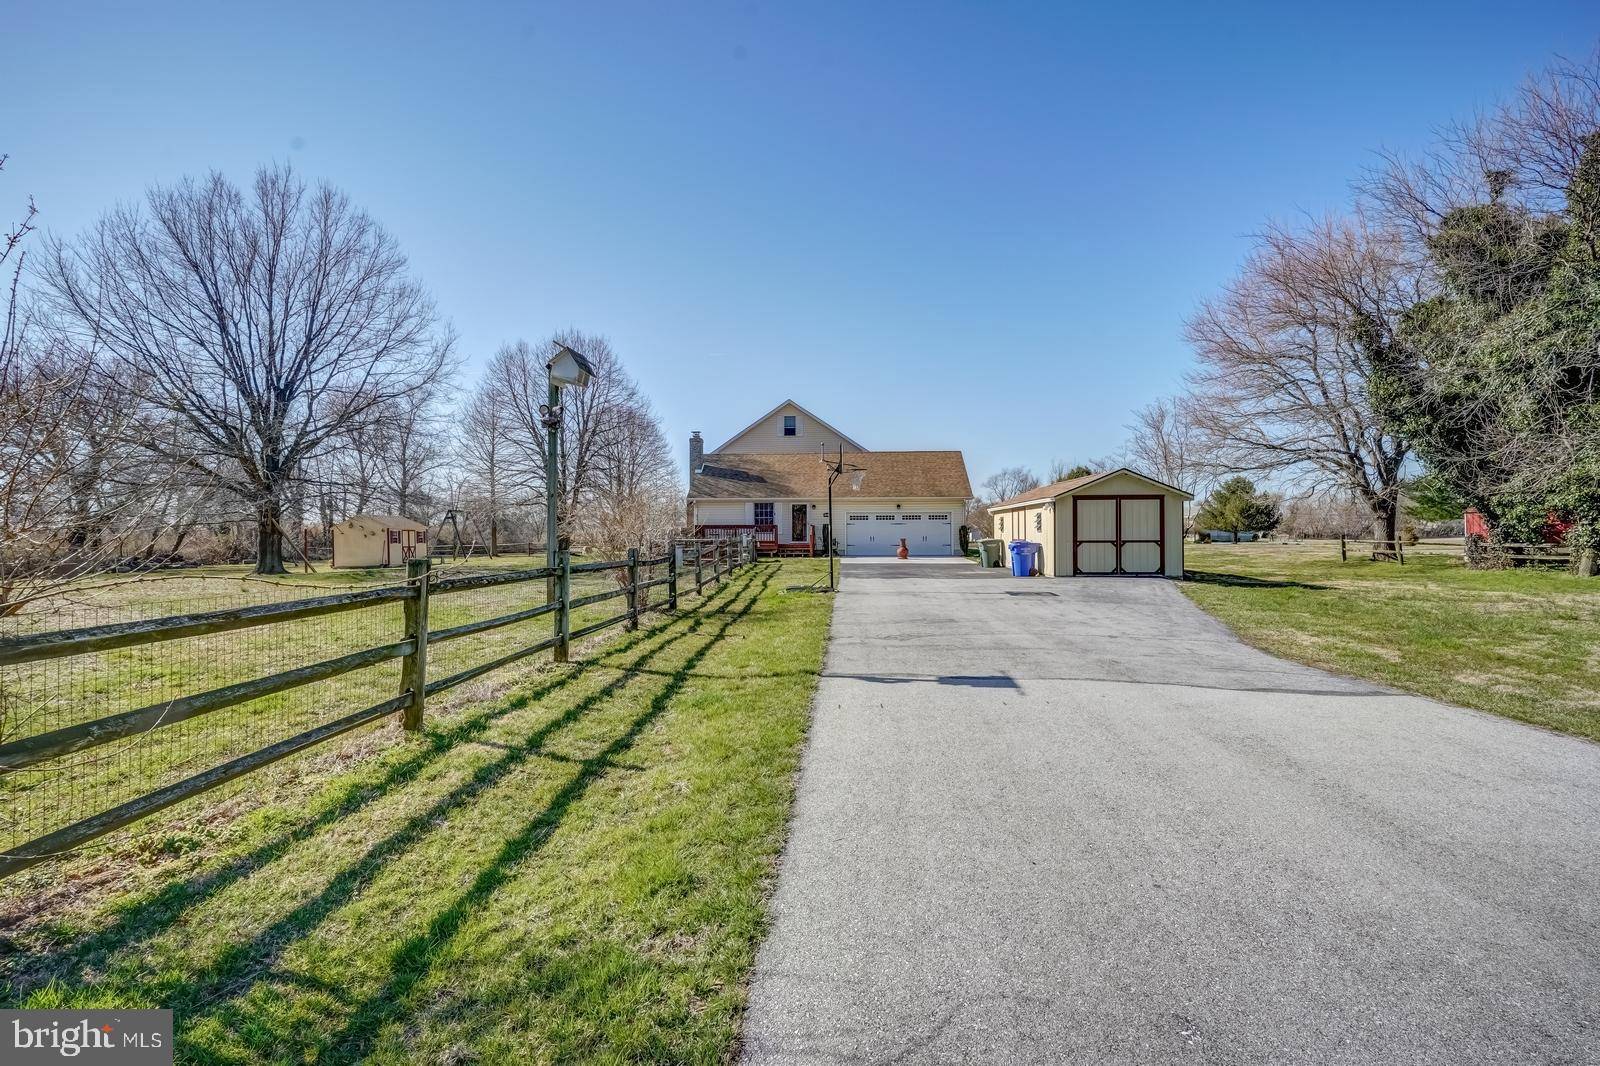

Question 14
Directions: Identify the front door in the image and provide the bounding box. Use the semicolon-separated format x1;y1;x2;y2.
791;504;809;543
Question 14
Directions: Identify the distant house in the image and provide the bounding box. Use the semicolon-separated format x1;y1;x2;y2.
687;400;971;557
331;514;429;568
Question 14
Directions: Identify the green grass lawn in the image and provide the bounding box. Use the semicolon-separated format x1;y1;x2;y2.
1181;542;1600;741
1;559;832;1064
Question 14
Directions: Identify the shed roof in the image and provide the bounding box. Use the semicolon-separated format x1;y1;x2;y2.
690;450;971;501
335;513;430;532
987;468;1193;513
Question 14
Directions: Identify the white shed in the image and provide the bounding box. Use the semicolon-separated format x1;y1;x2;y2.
987;469;1192;577
331;514;430;569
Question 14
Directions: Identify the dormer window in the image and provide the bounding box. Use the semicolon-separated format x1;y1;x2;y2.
782;415;797;436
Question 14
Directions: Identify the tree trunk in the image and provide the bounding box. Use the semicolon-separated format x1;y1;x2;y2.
256;498;287;575
1371;498;1399;548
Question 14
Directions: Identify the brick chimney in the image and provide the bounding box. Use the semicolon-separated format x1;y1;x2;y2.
689;431;704;473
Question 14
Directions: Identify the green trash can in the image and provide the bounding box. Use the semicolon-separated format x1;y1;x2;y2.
978;538;1005;567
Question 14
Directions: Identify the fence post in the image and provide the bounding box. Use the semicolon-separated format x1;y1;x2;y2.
1339;534;1347;562
1397;538;1405;565
668;542;679;611
695;542;704;593
400;558;430;731
554;548;571;663
627;548;640;630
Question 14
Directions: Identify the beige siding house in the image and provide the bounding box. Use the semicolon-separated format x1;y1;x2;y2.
688;401;970;557
988;469;1191;577
331;514;430;569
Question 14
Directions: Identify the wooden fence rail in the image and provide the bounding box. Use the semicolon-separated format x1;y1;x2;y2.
0;536;757;879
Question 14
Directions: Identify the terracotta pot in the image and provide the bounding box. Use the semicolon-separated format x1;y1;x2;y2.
897;538;909;560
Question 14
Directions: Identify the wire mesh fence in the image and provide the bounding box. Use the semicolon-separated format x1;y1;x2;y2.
0;537;753;878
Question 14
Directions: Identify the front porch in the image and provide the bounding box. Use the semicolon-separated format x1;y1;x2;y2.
694;523;816;558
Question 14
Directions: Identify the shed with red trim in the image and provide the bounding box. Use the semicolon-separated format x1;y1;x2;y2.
987;468;1193;577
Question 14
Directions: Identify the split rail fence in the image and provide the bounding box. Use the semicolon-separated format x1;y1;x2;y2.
0;537;756;879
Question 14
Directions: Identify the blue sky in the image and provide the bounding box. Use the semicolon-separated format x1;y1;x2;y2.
8;2;1597;489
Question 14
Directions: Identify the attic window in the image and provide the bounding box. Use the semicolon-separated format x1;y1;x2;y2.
782;415;797;436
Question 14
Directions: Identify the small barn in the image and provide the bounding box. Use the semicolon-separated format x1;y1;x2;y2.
331;514;429;569
988;468;1193;577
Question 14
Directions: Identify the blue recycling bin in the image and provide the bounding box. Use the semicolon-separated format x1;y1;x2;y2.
1009;540;1038;577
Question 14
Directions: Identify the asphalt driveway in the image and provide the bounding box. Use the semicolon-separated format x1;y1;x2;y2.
740;558;1600;1065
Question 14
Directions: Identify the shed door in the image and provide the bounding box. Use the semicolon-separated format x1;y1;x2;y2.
1074;496;1165;576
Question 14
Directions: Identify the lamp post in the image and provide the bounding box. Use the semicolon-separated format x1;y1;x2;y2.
822;445;866;592
541;343;595;658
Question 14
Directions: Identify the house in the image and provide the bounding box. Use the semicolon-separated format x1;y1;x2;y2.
687;400;971;557
331;514;430;568
987;468;1193;577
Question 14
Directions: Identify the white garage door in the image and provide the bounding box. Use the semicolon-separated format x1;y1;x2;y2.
843;512;953;556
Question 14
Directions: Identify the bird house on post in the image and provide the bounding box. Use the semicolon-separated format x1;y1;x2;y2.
547;344;595;388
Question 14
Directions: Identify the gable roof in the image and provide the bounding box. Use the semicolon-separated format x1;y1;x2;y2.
711;399;867;453
690;451;971;501
987;468;1193;513
336;513;430;532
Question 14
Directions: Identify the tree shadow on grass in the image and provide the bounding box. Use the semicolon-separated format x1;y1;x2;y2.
3;572;761;1003
186;566;776;1061
1184;570;1330;591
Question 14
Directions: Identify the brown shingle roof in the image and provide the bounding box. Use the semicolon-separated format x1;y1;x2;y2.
987;467;1193;512
986;473;1100;511
690;451;971;501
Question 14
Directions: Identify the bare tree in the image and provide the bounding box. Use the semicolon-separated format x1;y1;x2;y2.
374;388;450;521
1;154;36;379
1127;397;1203;492
43;165;452;573
486;331;652;545
981;465;1041;503
1184;215;1416;543
458;380;510;555
1367;49;1600;250
2;157;195;615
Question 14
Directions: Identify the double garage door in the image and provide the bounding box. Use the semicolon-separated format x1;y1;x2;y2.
844;511;954;556
1073;495;1165;575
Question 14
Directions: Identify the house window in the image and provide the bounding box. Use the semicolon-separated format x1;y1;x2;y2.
782;415;797;436
998;515;1006;534
753;502;775;525
388;529;400;543
1033;513;1042;532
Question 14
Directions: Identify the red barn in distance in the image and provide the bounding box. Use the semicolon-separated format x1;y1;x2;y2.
1464;508;1572;544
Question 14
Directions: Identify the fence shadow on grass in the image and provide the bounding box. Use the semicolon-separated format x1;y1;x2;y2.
1183;570;1330;591
302;567;777;1062
4;568;768;1007
187;566;775;1061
